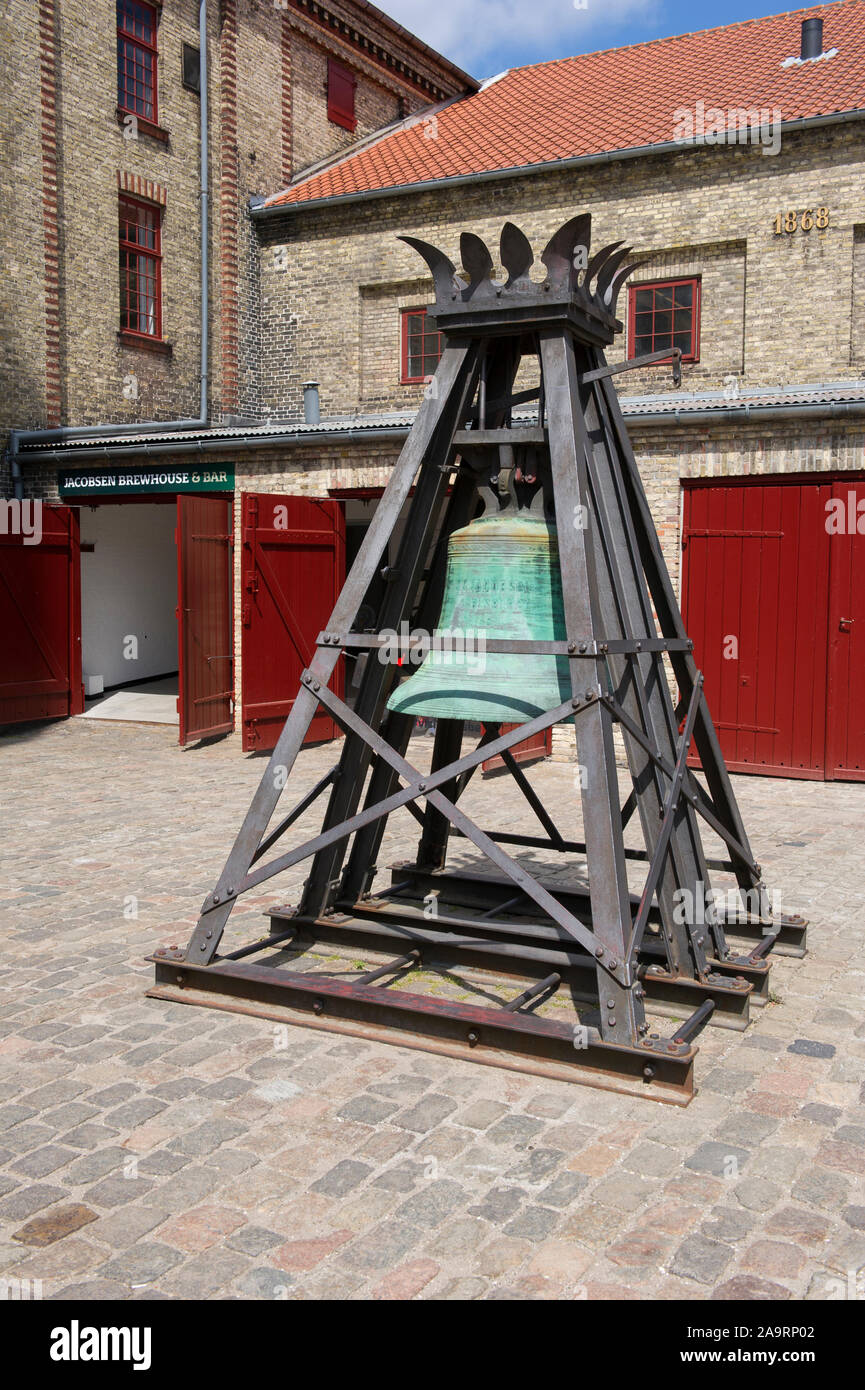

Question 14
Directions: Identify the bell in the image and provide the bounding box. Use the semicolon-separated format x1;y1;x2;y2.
387;508;572;723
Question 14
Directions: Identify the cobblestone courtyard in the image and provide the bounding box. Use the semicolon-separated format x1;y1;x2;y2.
1;716;864;1301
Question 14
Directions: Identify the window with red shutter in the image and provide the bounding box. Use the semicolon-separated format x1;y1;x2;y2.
327;58;357;132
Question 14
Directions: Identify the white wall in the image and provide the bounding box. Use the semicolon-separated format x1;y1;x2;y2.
80;504;177;688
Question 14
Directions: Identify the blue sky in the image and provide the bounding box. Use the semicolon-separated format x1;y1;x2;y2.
382;0;822;80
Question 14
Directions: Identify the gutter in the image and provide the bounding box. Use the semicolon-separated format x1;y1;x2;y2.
8;0;211;499
253;108;865;221
19;394;865;466
25;426;412;465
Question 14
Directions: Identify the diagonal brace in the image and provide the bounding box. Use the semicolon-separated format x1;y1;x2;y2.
231;688;585;899
312;682;631;985
626;674;703;963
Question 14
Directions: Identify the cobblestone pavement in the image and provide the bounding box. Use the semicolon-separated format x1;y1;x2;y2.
1;717;864;1302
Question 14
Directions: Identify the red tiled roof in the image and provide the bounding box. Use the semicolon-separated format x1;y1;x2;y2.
265;1;865;209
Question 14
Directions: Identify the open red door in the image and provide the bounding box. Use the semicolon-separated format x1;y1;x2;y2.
177;495;234;744
241;493;345;752
0;502;83;724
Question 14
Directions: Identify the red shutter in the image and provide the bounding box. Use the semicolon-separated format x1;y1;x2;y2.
177;495;234;745
0;502;83;724
241;493;345;753
327;58;357;131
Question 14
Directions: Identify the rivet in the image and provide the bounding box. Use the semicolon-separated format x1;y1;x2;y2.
643;1065;656;1080
606;999;615;1008
213;893;221;905
467;1030;480;1047
313;999;324;1016
418;781;427;792
205;929;212;940
584;689;593;700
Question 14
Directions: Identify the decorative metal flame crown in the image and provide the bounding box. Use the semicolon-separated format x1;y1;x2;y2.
399;214;646;337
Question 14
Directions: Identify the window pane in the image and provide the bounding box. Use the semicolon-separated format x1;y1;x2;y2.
654;287;674;309
653;310;672;335
634;289;653;313
674;283;693;307
634;311;653;335
673;332;692;354
634;334;654;356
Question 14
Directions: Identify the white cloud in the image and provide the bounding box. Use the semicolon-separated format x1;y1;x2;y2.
380;0;659;77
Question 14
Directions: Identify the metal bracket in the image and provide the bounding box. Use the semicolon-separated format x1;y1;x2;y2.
581;346;682;387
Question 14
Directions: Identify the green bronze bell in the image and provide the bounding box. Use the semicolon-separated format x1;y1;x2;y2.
387;507;572;723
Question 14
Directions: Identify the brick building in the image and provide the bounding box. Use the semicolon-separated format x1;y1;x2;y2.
0;0;473;734
4;2;865;779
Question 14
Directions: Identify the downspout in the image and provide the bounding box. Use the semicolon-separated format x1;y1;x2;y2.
8;0;210;499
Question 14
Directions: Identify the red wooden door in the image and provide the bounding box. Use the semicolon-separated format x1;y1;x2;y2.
176;495;234;745
240;493;345;753
682;480;832;778
825;479;865;780
0;502;83;724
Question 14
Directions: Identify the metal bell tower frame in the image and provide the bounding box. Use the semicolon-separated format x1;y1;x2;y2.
150;214;806;1103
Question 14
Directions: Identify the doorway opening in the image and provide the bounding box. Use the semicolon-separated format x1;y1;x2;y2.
78;501;179;725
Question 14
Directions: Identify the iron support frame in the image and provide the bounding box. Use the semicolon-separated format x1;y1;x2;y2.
155;215;805;1102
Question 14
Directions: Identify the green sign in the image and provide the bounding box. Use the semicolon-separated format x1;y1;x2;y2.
58;464;235;497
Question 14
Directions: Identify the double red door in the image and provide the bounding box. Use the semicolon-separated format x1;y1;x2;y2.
682;477;865;780
3;491;346;756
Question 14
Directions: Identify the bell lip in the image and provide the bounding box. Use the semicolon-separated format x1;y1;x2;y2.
387;689;570;722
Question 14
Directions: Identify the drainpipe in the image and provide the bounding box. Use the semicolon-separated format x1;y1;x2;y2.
7;0;210;500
